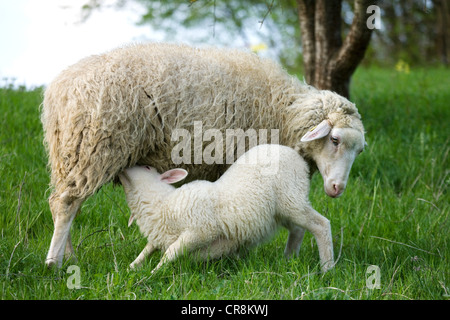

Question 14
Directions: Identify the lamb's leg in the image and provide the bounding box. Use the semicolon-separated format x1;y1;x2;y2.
151;232;201;274
46;192;83;268
284;225;306;258
129;242;156;269
290;207;334;272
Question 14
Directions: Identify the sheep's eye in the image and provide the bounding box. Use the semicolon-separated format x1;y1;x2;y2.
145;166;151;171
330;136;339;146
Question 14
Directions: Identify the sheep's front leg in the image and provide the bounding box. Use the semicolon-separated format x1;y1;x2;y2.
129;242;156;270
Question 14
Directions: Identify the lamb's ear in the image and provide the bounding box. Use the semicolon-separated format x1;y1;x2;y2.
300;120;332;142
160;169;188;184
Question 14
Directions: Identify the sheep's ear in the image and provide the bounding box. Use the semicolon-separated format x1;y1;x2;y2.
160;169;188;184
300;120;332;142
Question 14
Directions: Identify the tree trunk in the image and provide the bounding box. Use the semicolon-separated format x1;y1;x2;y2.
297;0;376;98
433;0;450;66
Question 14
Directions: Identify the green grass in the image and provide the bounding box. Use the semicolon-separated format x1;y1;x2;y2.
0;68;448;300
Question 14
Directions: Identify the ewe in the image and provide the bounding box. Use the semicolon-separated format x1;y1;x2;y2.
120;144;336;273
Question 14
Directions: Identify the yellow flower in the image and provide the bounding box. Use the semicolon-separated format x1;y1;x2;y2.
395;59;410;74
250;43;268;53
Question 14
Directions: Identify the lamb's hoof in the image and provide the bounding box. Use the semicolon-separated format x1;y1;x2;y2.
128;262;141;271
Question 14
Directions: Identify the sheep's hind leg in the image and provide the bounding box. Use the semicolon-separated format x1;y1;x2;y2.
284;225;306;258
65;233;77;263
45;192;83;268
48;198;77;263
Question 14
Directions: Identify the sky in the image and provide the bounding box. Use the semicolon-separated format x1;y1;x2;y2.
0;0;274;88
0;0;157;87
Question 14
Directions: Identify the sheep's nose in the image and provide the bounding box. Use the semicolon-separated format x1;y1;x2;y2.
325;181;345;198
332;183;345;198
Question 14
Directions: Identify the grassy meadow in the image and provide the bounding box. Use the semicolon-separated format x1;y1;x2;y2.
0;67;448;300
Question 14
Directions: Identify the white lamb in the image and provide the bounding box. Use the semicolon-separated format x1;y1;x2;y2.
119;144;334;273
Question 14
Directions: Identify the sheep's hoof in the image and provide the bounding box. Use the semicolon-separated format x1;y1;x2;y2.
65;253;78;264
283;251;299;259
321;261;335;273
46;254;77;269
45;258;61;269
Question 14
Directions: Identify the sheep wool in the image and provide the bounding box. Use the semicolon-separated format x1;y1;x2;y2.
120;144;334;273
41;42;363;201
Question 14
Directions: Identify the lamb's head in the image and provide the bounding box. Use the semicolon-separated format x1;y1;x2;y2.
287;90;366;198
119;166;188;227
119;166;188;196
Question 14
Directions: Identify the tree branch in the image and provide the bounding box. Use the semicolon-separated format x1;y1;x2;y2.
333;0;377;79
259;0;275;29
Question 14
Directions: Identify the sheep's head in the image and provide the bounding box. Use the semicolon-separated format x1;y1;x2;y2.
301;118;365;197
287;90;366;198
